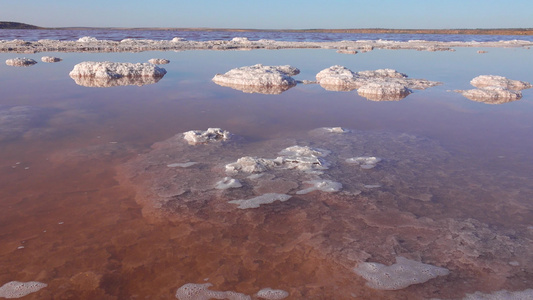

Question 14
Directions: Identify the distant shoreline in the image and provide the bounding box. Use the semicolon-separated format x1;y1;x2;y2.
2;22;533;36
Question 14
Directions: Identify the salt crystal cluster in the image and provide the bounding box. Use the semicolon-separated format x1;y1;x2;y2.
229;193;292;209
256;288;290;299
148;58;170;65
212;64;300;94
183;128;231;145
41;56;62;63
175;283;251;300
5;58;37;67
0;281;47;298
315;65;439;100
69;61;167;79
455;75;532;104
353;256;449;290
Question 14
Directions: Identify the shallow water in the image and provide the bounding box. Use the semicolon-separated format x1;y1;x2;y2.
0;47;533;299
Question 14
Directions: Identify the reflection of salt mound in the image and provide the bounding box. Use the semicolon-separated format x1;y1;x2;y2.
455;75;531;104
5;57;37;67
70;75;164;87
353;256;449;290
212;64;300;94
183;128;231;145
316;66;440;98
41;56;62;63
0;281;47;298
69;61;167;79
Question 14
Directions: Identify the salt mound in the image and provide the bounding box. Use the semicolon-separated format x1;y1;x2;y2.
69;61;167;79
41;56;62;63
353;256;449;290
256;288;289;299
212;64;300;94
315;65;358;91
148;58;170;65
228;193;292;209
175;283;251;300
470;75;532;90
183;128;231;145
0;281;47;298
462;289;533;300
296;179;342;194
357;82;411;101
5;58;37;67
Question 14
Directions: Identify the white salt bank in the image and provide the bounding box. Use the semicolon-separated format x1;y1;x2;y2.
353;256;449;290
5;58;37;67
183;128;231;145
0;281;47;298
69;61;167;79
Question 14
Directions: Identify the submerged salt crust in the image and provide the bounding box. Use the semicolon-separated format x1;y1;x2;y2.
0;281;47;298
212;64;300;94
183;128;231;145
455;75;532;104
353;256;449;290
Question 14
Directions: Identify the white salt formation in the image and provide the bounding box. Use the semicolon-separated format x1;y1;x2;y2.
225;156;277;174
315;66;440;99
229;193;292;209
175;283;251;300
462;289;533;300
215;177;242;190
0;281;47;298
353;256;449;290
69;61;167;79
346;156;382;169
322;127;350;133
455;75;532;104
212;64;300;94
296;179;342;194
5;58;37;67
256;288;289;299
41;56;62;63
148;58;170;64
77;36;98;42
183;128;231;145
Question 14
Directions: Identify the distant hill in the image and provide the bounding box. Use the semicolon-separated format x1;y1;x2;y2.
0;21;42;29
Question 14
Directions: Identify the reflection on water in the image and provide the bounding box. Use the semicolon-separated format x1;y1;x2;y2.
70;75;164;88
0;48;532;299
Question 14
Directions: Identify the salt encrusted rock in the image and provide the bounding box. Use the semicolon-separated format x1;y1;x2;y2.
353;256;449;290
315;65;358;91
77;36;98;42
462;289;533;300
229;193;292;209
212;64;300;94
148;58;170;65
183;128;231;145
69;61;167;79
256;288;289;299
470;75;532;90
346;156;382;169
357;82;411;101
0;281;47;298
457;86;523;104
296;179;343;194
41;56;62;63
175;283;251;300
5;57;37;67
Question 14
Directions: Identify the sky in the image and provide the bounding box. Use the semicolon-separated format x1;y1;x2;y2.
1;0;532;29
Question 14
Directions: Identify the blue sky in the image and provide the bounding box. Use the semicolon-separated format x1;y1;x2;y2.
1;0;532;29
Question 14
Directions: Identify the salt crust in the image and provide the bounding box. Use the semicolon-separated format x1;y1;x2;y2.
175;283;251;300
41;56;62;63
5;57;37;66
167;162;198;168
256;288;290;299
353;256;449;290
228;193;292;209
148;58;170;64
215;177;242;190
69;61;167;79
455;75;532;104
346;156;382;169
212;64;300;94
0;281;47;298
296;179;343;194
183;128;231;145
461;289;533;300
